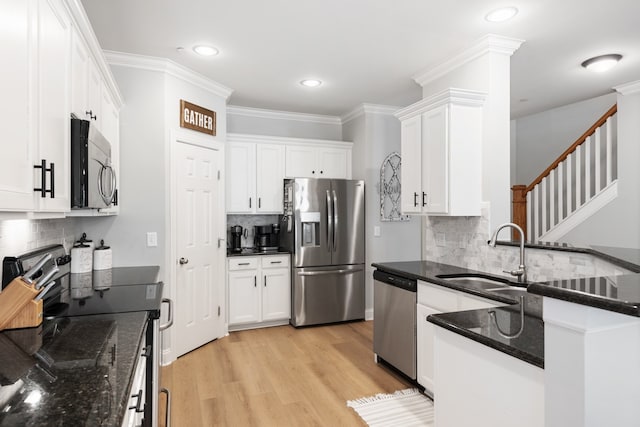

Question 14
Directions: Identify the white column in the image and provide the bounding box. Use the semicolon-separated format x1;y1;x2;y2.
544;298;640;427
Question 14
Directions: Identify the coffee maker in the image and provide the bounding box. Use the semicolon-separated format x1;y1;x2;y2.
254;224;280;252
230;225;243;253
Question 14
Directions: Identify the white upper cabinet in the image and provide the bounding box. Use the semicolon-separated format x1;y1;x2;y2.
256;143;285;213
226;142;257;214
0;0;122;216
396;88;485;216
285;144;351;179
0;0;35;211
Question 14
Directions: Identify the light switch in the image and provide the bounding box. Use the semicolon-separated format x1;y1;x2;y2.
147;232;158;247
374;226;381;237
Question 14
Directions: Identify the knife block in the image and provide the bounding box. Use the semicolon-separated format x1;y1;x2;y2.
0;277;43;331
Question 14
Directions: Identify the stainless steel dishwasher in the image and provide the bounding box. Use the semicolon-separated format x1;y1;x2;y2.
373;269;417;380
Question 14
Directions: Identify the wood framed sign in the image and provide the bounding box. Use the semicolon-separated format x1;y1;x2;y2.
180;99;216;136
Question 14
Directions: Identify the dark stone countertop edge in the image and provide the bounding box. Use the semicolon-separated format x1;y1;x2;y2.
227;250;291;257
371;261;524;306
528;282;640;316
496;241;640;273
427;312;544;369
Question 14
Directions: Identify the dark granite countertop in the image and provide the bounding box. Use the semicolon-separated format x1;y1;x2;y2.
227;248;291;257
373;260;544;366
0;311;148;426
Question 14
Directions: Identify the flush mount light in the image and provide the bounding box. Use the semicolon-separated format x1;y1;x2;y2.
485;7;518;22
193;45;219;56
581;54;623;72
300;79;322;88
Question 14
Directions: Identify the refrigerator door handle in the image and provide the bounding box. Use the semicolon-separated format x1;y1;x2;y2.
326;190;333;252
297;267;364;276
332;190;338;253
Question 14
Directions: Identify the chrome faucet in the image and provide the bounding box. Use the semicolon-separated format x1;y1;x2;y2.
488;222;527;283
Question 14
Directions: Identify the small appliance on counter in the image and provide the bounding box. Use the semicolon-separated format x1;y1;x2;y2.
254;224;280;252
229;225;244;253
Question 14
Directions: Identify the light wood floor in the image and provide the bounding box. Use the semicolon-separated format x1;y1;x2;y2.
159;320;412;426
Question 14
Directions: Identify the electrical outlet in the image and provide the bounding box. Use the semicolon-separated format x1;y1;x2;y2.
146;232;158;247
374;226;381;237
435;232;446;247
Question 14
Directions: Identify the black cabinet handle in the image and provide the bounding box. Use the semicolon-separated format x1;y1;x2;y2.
86;110;97;120
33;159;54;198
110;343;116;366
413;192;418;207
422;192;427;207
249;197;252;208
312;170;315;174
258;198;261;208
270;261;282;264
129;390;144;413
320;170;323;174
254;276;256;287
238;262;250;266
264;275;267;287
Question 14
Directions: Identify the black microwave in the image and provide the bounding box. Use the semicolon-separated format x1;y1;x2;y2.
70;119;117;209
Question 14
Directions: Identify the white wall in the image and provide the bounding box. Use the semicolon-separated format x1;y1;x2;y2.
343;109;422;317
227;108;342;140
512;93;617;186
78;66;167;277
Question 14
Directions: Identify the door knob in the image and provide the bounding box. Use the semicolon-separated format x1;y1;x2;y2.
179;257;189;265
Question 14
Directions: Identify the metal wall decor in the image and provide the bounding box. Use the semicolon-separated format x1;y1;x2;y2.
380;152;410;221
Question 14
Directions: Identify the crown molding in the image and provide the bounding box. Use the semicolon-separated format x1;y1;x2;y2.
614;80;640;95
394;88;486;120
412;34;524;87
227;105;341;125
341;103;401;124
227;133;352;148
104;51;234;100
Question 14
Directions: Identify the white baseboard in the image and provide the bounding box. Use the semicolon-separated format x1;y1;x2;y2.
541;180;618;242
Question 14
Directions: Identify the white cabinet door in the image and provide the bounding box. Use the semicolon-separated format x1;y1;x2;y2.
226;142;256;213
400;115;422;214
417;303;440;394
261;267;290;322
256;144;285;213
0;0;35;211
422;105;448;215
285;145;317;178
228;270;260;325
70;26;89;120
318;148;350;179
36;0;70;212
87;58;102;129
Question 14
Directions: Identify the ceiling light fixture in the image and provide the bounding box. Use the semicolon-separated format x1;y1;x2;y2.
193;45;219;56
485;7;518;22
581;54;623;72
300;79;322;88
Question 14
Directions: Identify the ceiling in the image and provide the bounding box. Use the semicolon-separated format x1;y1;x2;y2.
80;0;640;119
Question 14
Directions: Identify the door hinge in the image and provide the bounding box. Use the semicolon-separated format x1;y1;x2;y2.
217;306;221;316
217;170;221;180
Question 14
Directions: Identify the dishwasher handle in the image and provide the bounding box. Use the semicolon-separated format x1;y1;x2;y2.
373;270;417;292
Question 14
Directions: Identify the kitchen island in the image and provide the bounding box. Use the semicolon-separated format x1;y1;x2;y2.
374;247;640;427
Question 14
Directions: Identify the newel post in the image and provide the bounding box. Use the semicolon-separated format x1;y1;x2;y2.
511;185;528;240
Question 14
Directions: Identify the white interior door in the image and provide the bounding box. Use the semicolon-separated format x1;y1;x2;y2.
174;140;224;358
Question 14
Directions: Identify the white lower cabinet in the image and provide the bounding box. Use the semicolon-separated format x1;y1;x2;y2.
228;255;290;330
121;349;146;427
416;280;503;396
433;327;544;427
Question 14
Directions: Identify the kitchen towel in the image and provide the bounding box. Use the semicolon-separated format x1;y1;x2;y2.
347;388;434;427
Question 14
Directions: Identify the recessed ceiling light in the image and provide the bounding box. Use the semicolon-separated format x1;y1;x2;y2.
193;45;219;56
581;54;623;72
300;79;322;88
485;7;518;22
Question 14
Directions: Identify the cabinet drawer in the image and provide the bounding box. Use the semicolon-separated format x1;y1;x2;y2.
261;255;289;269
418;281;457;312
228;257;258;271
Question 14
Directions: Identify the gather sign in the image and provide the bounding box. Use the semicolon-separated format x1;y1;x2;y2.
180;99;216;136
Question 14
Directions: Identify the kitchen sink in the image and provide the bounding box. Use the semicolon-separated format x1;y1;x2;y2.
435;274;517;290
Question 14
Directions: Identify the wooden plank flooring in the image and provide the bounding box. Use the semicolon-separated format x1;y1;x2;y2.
159;320;412;426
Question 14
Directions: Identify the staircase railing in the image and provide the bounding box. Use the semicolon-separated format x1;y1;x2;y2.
512;104;618;241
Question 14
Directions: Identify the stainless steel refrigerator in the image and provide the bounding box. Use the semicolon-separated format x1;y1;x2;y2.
279;178;365;327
